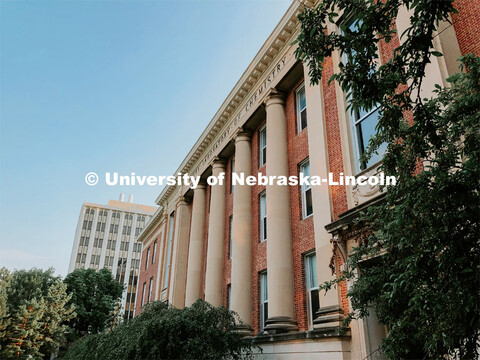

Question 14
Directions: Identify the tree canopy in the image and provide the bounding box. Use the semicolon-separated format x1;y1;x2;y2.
295;0;479;358
0;267;76;359
62;300;256;360
63;267;124;340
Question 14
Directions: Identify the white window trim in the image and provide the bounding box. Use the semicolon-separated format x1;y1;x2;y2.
305;251;319;330
259;125;267;167
148;277;153;303
141;282;146;307
296;83;307;133
152;240;157;264
259;191;267;242
229;215;233;259
340;17;384;173
260;272;268;331
299;159;313;219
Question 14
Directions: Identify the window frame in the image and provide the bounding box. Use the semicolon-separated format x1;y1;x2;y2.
141;282;147;307
148;276;154;303
299;159;313;219
229;215;233;259
259;191;267;242
304;251;319;330
259;125;267;168
259;272;268;332
230;157;235;194
341;17;385;173
296;83;307;132
152;240;157;264
145;247;150;270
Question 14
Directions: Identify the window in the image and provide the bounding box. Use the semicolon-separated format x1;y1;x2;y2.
296;84;307;132
141;282;147;307
260;191;267;242
145;247;150;270
230;157;235;194
259;125;266;167
148;277;154;303
152;240;157;264
260;272;268;331
300;160;313;218
305;252;319;329
229;215;233;259
343;18;386;172
227;284;232;311
163;212;175;289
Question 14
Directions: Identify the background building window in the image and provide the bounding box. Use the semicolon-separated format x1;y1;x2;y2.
305;252;319;329
163;211;175;289
259;125;266;167
260;191;267;242
260;272;268;331
300;160;313;218
296;84;307;132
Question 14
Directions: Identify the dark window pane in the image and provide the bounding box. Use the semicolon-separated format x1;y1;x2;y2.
263;303;268;325
306;188;313;216
301;109;307;130
311;289;320;320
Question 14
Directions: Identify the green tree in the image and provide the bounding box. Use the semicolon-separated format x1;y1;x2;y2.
0;268;12;353
0;267;76;359
64;268;123;339
295;0;479;359
63;300;256;360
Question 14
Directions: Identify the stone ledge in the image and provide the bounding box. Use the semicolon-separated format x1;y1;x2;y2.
248;327;350;344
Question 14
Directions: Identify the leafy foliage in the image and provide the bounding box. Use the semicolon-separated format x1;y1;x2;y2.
295;0;479;358
63;268;123;340
62;300;256;360
0;267;76;359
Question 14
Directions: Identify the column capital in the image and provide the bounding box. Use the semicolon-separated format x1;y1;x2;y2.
234;128;252;144
176;196;190;207
210;157;226;170
194;181;207;190
264;88;286;108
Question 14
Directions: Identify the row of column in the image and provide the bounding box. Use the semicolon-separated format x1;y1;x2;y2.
181;86;342;333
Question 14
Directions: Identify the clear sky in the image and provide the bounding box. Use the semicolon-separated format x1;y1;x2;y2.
0;0;293;277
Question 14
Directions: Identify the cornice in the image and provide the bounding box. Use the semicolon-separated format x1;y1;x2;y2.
155;0;317;206
137;206;164;243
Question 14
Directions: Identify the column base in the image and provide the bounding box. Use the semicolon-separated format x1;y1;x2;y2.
234;324;253;337
313;305;345;329
264;316;298;334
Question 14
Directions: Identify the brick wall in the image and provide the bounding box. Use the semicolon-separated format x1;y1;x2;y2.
452;0;480;57
134;225;163;316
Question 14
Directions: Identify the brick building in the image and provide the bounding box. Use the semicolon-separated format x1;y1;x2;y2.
135;1;478;358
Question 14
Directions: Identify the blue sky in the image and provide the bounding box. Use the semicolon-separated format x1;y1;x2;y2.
0;0;293;276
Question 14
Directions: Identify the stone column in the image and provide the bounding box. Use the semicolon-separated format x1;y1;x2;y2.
264;90;298;333
204;158;226;306
168;196;192;309
303;64;344;329
185;183;207;307
230;131;253;332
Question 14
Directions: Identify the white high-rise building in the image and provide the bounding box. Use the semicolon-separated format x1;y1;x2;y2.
68;194;157;319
